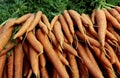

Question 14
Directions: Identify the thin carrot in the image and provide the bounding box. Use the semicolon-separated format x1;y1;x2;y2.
53;21;64;47
0;27;13;52
36;29;69;78
14;43;24;78
29;45;40;78
7;51;14;78
15;13;31;24
67;53;80;78
27;68;32;78
26;31;43;54
115;6;120;13
13;14;34;39
22;41;29;59
3;64;7;78
40;67;49;78
63;10;74;36
106;30;118;41
59;15;73;44
39;53;46;68
50;15;59;30
27;11;42;32
91;9;96;24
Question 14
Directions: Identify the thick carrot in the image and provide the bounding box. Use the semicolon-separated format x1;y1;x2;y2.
27;11;42;32
29;45;40;78
96;9;107;48
36;29;69;78
14;43;24;78
59;15;73;44
7;51;14;78
50;15;59;30
80;14;89;27
75;41;104;78
0;53;7;78
41;14;51;31
67;53;79;78
115;6;120;13
63;10;74;36
109;8;120;23
40;67;49;78
105;67;116;78
0;27;13;52
38;21;49;34
53;21;64;47
26;31;43;54
102;8;120;29
15;13;31;24
13;14;34;39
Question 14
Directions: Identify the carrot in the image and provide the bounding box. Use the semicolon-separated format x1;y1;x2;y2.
38;21;49;34
59;15;73;44
27;68;32;78
0;42;15;57
50;15;59;30
29;45;40;78
3;64;7;78
102;8;120;29
63;10;74;36
91;9;96;24
105;67;116;78
27;11;42;32
67;53;80;78
14;43;24;78
53;21;64;47
36;29;69;78
52;68;59;78
7;51;14;78
75;41;104;78
0;53;7;78
115;6;120;13
41;14;51;31
80;14;89;27
109;8;120;23
15;13;31;24
114;57;120;74
106;30;118;41
26;31;43;54
0;27;13;52
40;67;49;78
96;9;107;48
13;14;34;39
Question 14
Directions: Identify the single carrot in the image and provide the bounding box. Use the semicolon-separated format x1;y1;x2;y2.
96;9;107;48
91;9;96;24
0;53;7;78
102;8;120;29
38;21;49;34
13;14;34;39
29;45;40;78
22;41;29;59
59;15;73;44
7;51;14;78
41;14;51;31
14;43;24;78
75;41;104;78
115;6;120;13
15;13;31;24
39;53;46;68
67;53;80;78
27;11;42;32
3;63;7;78
50;15;59;30
53;21;64;47
26;31;43;54
109;8;120;23
36;29;69;78
40;67;49;78
106;30;118;41
27;68;32;78
0;27;13;52
63;10;74;36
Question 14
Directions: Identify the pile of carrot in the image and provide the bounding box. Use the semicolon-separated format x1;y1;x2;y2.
1;6;120;78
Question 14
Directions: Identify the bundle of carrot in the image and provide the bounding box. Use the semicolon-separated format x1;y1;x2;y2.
1;2;120;78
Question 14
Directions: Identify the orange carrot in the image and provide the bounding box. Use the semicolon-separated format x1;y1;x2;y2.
63;10;74;36
39;53;46;68
103;8;120;29
41;14;51;31
27;11;42;32
7;51;14;78
106;30;118;41
40;67;49;78
15;13;31;24
96;9;107;48
91;9;96;24
67;53;80;78
53;21;64;47
29;45;40;78
0;27;13;52
22;41;29;59
14;14;34;39
50;15;59;30
27;68;32;78
26;31;43;54
14;43;24;78
36;29;69;78
115;6;120;13
59;15;73;44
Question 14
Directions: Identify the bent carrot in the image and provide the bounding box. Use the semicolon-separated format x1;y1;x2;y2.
15;13;31;24
13;14;34;39
36;29;69;78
